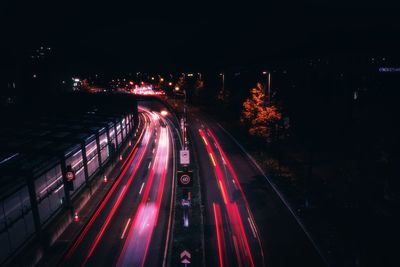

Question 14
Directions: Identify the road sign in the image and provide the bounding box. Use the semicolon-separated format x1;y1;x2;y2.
65;165;75;191
180;149;190;165
66;171;75;181
178;171;193;187
180;250;191;265
181;199;191;208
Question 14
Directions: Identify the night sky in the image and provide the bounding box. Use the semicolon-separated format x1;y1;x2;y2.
1;1;400;72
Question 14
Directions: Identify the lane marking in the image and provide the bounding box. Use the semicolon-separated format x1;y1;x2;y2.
120;218;132;239
232;179;238;190
221;156;226;165
247;217;257;238
139;182;145;195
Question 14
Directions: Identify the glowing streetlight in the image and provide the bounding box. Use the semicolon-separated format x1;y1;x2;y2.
160;110;168;116
168;82;173;86
160;78;164;82
175;86;180;91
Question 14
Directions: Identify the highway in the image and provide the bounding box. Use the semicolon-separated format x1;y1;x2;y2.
189;110;326;267
52;101;325;267
61;107;174;267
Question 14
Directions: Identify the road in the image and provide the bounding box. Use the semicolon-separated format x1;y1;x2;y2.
189;110;326;267
61;107;174;267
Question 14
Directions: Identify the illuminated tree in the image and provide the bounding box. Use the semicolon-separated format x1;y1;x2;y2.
241;83;282;139
80;79;91;92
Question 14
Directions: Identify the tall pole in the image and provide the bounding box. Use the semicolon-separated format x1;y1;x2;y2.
219;72;225;100
267;72;271;106
222;73;225;92
183;88;187;149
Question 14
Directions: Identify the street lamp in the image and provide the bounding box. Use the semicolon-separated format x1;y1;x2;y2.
218;72;225;100
262;71;271;106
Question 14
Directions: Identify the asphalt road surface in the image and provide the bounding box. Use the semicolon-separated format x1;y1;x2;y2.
189;109;326;267
61;107;174;267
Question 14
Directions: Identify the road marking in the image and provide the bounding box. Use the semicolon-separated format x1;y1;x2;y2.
221;156;226;165
120;218;131;239
232;179;238;190
139;182;145;195
247;217;257;238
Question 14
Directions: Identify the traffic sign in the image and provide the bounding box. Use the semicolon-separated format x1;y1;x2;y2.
66;171;75;181
177;171;193;187
180;149;190;165
181;199;191;208
65;165;75;191
180;250;191;265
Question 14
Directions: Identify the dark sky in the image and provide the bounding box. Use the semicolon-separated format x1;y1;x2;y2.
1;1;400;72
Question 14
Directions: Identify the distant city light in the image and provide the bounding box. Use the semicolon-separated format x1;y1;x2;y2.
160;110;168;116
160;78;164;82
262;71;267;75
379;67;400;73
187;73;193;77
131;84;165;96
175;86;180;91
168;82;173;86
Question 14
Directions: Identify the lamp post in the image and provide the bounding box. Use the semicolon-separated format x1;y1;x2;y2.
183;87;188;149
221;72;225;92
262;71;271;106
